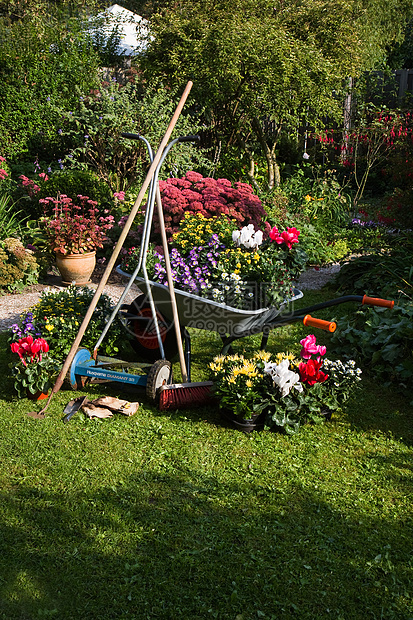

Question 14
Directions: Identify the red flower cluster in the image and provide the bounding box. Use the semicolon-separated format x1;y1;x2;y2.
0;168;8;180
19;174;40;197
40;194;114;255
298;359;328;386
10;336;50;367
155;172;267;237
269;226;300;249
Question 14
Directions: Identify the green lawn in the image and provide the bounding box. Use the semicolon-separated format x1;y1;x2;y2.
0;289;412;620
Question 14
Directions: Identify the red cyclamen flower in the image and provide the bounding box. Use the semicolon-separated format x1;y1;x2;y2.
298;359;328;386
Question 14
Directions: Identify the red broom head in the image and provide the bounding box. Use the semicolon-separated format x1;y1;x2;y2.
158;382;214;411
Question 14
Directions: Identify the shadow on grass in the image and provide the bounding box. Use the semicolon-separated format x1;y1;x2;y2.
0;466;412;620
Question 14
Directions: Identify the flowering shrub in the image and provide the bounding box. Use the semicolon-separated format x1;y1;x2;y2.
40;194;114;254
9;285;126;364
209;335;362;433
9;336;60;397
121;213;307;310
154;172;268;238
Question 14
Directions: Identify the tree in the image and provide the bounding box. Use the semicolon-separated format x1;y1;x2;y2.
138;0;413;189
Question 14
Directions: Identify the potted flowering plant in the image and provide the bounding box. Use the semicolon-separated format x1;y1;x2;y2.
121;212;307;310
40;194;114;284
10;336;60;399
208;335;362;434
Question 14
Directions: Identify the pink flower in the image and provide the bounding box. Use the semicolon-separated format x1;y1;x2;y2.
38;173;49;181
300;334;326;359
270;226;300;249
114;191;125;201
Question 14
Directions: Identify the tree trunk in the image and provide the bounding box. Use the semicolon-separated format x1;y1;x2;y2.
251;116;281;189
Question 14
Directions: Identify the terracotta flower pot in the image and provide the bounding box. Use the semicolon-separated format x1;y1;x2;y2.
55;251;96;286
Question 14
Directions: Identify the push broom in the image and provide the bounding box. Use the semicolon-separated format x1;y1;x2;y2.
154;183;213;411
27;81;194;419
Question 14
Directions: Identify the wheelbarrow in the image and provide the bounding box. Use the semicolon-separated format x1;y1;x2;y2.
113;270;394;381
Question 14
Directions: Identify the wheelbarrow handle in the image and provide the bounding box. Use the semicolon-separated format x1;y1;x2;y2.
303;314;337;332
362;295;394;309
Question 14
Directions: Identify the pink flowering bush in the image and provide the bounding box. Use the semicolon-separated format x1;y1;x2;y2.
154;171;268;237
40;194;115;255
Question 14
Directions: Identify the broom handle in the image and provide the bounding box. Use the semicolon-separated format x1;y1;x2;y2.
50;81;193;396
155;184;188;382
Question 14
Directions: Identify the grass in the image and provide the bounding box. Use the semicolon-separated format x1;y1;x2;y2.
0;287;412;619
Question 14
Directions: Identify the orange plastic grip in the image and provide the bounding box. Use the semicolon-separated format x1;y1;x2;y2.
362;295;394;309
303;315;336;332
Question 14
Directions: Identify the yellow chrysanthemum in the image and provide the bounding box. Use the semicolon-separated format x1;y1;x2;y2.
253;350;272;362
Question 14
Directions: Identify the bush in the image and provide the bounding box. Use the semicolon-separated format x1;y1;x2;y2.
13;169;113;220
9;286;128;364
333;234;413;300
0;238;39;292
59;80;211;193
0;7;101;161
330;303;413;391
155;172;268;238
283;163;352;231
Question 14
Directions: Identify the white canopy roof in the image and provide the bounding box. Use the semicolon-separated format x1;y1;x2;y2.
89;4;148;56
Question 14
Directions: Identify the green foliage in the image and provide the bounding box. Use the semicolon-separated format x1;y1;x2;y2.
60;80;211;193
334;236;413;300
10;356;60;399
330;303;413;390
139;0;413;189
36;170;113;210
297;224;351;265
9;286;129;363
283;164;352;230
0;237;39;292
0;194;26;240
0;6;102;160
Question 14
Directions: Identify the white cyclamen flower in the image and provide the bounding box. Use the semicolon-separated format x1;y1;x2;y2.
233;224;263;249
264;359;303;397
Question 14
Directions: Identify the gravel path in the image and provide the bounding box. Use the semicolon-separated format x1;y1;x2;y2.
0;264;340;334
0;271;141;334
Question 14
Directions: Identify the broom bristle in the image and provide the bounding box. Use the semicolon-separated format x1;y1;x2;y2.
158;381;214;411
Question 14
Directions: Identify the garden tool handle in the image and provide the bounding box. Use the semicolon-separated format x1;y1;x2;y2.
121;132;141;139
177;135;200;143
303;314;336;332
362;295;394;309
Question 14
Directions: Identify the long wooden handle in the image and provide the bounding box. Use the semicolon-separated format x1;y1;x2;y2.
155;185;188;382
51;82;193;397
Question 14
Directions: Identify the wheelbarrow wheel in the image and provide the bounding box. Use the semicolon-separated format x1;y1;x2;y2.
126;295;179;363
146;359;172;401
